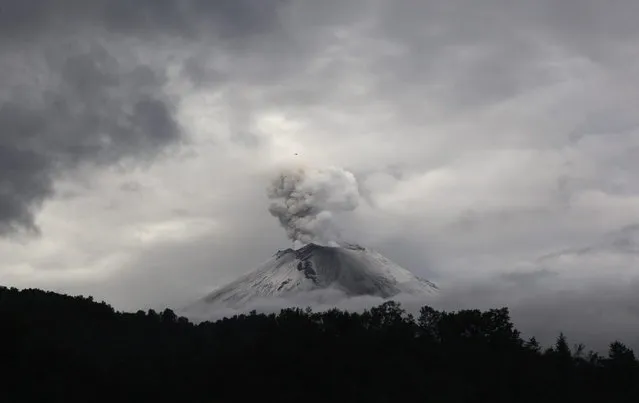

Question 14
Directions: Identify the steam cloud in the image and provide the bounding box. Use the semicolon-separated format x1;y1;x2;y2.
267;166;360;246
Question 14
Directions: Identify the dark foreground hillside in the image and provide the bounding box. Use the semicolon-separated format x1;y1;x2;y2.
1;286;637;403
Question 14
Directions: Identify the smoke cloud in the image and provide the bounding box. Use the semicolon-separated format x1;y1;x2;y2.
267;166;360;247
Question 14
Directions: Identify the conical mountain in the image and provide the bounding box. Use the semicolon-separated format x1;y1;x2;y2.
200;243;438;308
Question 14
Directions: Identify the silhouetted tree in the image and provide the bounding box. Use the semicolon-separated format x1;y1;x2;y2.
525;336;541;352
554;332;572;359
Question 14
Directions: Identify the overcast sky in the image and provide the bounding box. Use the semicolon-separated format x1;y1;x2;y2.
1;0;639;350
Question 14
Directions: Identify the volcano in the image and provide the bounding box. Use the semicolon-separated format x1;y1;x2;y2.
199;243;438;308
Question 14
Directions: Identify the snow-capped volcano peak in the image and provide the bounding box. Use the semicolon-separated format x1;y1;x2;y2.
200;243;438;308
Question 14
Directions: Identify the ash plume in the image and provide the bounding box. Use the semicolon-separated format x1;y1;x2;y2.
267;166;360;247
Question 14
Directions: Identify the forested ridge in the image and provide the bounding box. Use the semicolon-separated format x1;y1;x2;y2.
1;285;637;403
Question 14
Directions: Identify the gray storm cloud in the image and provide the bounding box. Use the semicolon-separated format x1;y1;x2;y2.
267;166;360;247
0;0;287;237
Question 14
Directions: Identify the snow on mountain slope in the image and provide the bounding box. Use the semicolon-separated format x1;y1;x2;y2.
199;243;438;308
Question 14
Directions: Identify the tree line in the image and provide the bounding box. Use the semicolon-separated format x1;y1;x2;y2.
1;285;637;402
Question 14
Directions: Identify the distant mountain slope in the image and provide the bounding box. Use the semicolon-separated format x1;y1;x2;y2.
199;243;438;308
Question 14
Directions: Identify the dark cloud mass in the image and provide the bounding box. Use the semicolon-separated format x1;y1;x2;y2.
0;0;283;41
0;0;288;235
0;43;180;234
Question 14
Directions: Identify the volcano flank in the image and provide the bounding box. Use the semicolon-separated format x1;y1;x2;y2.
200;243;438;308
